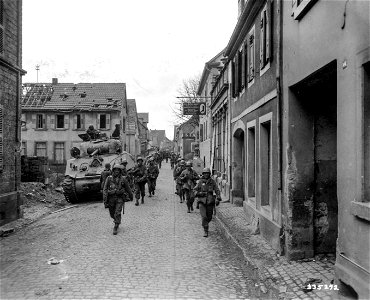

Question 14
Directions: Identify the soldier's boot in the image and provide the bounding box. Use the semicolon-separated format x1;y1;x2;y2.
113;224;119;235
187;207;191;213
152;189;155;195
135;200;139;206
203;226;209;237
191;205;194;211
141;196;144;204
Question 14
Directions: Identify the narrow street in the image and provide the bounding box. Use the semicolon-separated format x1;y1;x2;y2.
0;162;268;300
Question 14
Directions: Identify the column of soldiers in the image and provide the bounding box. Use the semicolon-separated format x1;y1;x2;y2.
173;157;221;237
101;155;160;235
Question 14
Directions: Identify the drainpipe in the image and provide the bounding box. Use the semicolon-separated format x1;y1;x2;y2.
276;0;285;254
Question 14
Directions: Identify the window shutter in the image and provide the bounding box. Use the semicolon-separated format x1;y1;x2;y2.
50;115;55;129
42;114;46;129
241;49;245;88
31;114;36;129
260;15;265;68
81;114;85;130
266;2;271;62
73;115;77;130
244;44;248;86
235;54;239;94
64;114;69;129
0;104;3;171
106;114;111;130
97;114;101;129
231;60;236;97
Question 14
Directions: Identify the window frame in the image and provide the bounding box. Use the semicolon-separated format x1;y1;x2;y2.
247;120;257;207
54;142;65;164
291;0;318;20
258;112;273;216
36;114;45;130
247;25;256;87
260;2;271;76
21;141;27;156
35;141;47;157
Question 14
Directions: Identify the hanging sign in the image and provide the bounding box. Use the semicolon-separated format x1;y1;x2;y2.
183;102;206;115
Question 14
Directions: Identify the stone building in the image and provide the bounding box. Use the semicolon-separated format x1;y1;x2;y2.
173;117;198;160
21;81;137;170
226;0;282;252
0;0;26;225
125;99;140;156
282;0;369;297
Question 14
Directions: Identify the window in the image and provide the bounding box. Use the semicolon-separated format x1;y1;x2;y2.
259;116;272;207
56;115;64;129
248;26;255;85
0;0;4;56
260;2;271;73
247;123;256;199
98;114;110;130
74;114;84;130
36;114;45;129
54;142;65;164
364;62;370;201
292;0;318;20
200;124;204;141
0;104;3;171
21;142;26;156
35;142;47;157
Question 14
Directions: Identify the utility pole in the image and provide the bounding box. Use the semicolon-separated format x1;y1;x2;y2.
35;64;40;83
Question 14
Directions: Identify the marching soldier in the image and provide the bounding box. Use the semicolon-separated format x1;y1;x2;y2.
147;158;159;197
179;161;199;213
130;156;148;206
174;160;186;202
193;167;221;237
103;165;133;235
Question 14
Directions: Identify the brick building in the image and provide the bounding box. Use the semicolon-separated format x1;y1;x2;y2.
21;81;136;170
0;0;26;225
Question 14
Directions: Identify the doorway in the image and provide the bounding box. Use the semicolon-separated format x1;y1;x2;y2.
232;128;245;203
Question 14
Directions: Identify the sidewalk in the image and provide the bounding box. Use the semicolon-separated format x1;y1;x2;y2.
215;202;336;300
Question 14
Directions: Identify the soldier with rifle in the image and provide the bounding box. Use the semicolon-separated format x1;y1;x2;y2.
179;161;199;213
147;158;159;197
129;156;147;206
174;159;186;203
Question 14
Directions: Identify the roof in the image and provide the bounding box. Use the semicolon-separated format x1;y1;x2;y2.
197;50;225;95
137;113;149;123
21;82;126;111
126;99;138;132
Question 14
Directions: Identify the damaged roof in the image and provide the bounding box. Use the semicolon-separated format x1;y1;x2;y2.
21;82;126;111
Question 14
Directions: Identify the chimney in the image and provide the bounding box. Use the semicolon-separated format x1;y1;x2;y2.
52;78;58;85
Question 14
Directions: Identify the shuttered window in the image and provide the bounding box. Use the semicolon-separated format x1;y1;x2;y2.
260;2;271;70
97;114;111;130
56;115;64;129
248;26;255;83
0;104;3;171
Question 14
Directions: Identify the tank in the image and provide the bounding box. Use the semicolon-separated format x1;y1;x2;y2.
62;133;135;203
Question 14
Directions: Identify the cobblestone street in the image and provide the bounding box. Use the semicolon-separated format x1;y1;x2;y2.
0;162;273;300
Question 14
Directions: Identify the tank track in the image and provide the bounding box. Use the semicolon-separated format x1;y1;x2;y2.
62;176;79;203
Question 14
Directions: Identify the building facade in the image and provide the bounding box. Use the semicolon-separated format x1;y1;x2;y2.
0;0;26;225
21;81;133;170
197;51;224;169
282;0;369;297
173;117;198;160
226;0;282;252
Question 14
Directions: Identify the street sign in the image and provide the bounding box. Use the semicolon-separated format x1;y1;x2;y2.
183;102;206;115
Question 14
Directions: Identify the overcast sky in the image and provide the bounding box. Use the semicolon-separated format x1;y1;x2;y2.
23;0;237;140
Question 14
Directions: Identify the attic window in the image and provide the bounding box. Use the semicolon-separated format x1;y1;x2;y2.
80;92;86;98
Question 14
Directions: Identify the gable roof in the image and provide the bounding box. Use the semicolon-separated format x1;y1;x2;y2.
137;113;149;123
21;82;126;111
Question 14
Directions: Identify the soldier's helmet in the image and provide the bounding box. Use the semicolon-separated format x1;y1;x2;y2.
137;156;143;162
112;165;124;171
180;160;185;165
177;158;182;162
202;167;211;174
104;163;111;169
185;161;192;167
121;159;127;165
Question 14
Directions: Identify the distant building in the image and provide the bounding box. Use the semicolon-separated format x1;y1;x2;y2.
149;130;166;149
125;99;140;156
21;80;136;171
0;0;26;225
174;117;198;159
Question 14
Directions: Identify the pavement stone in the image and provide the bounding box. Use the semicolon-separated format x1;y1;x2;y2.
1;162;274;300
215;202;340;300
